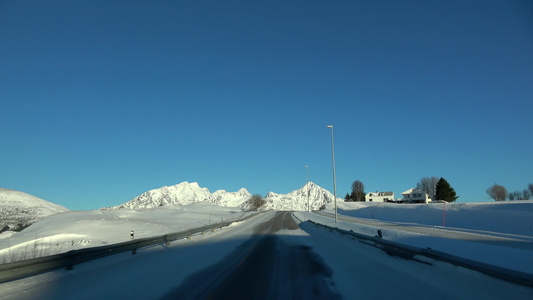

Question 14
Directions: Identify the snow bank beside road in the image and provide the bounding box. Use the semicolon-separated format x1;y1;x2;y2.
300;201;533;275
333;200;533;236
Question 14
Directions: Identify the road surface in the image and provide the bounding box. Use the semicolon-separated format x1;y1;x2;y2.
0;211;531;299
160;211;340;299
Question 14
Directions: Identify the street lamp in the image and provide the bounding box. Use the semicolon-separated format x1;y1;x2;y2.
305;165;309;213
326;125;338;223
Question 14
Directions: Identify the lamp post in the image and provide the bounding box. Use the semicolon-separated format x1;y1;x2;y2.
326;125;338;223
305;165;309;213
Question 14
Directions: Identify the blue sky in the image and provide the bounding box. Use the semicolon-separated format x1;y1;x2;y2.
1;1;532;210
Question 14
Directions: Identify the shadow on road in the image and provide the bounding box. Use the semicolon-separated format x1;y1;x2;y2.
160;212;341;300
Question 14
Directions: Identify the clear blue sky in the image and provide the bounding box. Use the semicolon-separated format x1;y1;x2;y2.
1;1;532;210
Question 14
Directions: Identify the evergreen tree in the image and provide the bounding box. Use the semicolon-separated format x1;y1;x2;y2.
435;177;458;202
344;193;352;202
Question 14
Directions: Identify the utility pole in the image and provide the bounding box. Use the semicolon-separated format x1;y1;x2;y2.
327;125;338;223
305;165;309;213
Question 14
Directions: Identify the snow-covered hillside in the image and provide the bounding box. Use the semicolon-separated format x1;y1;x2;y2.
263;182;340;211
0;203;249;263
111;181;341;211
110;182;253;209
0;188;69;233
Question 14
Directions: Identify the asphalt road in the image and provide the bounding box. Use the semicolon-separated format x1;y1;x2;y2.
160;211;341;300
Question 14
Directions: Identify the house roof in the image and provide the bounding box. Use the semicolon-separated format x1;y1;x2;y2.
401;188;424;195
366;191;394;197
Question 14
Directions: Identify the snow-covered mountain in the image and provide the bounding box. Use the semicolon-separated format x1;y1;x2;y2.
210;188;253;207
263;181;340;211
0;188;69;233
111;182;253;209
111;181;341;211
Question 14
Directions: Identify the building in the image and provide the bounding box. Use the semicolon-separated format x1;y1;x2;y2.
401;188;431;203
365;191;395;202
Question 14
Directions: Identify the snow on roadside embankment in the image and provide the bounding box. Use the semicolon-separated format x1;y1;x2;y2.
0;203;249;263
296;200;533;275
334;200;533;236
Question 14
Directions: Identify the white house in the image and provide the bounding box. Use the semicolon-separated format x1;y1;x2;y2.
401;188;431;203
365;191;395;202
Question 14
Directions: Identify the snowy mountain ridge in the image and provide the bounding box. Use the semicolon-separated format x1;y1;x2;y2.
0;188;69;233
110;181;340;211
111;182;253;209
263;181;338;211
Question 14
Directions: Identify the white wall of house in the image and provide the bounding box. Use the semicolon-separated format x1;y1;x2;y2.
365;191;395;202
401;188;431;203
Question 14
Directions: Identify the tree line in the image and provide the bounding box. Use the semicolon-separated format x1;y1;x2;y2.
486;183;533;201
344;177;532;202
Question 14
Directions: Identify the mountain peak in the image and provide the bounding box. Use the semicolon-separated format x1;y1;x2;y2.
262;181;339;211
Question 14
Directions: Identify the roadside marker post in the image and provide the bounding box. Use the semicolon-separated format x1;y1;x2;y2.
443;202;446;227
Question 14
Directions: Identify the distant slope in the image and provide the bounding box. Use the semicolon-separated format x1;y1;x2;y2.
110;182;253;209
0;188;69;233
111;181;341;211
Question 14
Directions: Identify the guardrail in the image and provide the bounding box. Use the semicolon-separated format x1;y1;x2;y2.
307;219;533;288
0;212;259;284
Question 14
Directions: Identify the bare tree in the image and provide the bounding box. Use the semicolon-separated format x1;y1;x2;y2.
524;189;533;200
350;180;365;202
508;187;532;200
486;183;507;201
529;184;533;197
249;194;266;210
416;176;439;200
